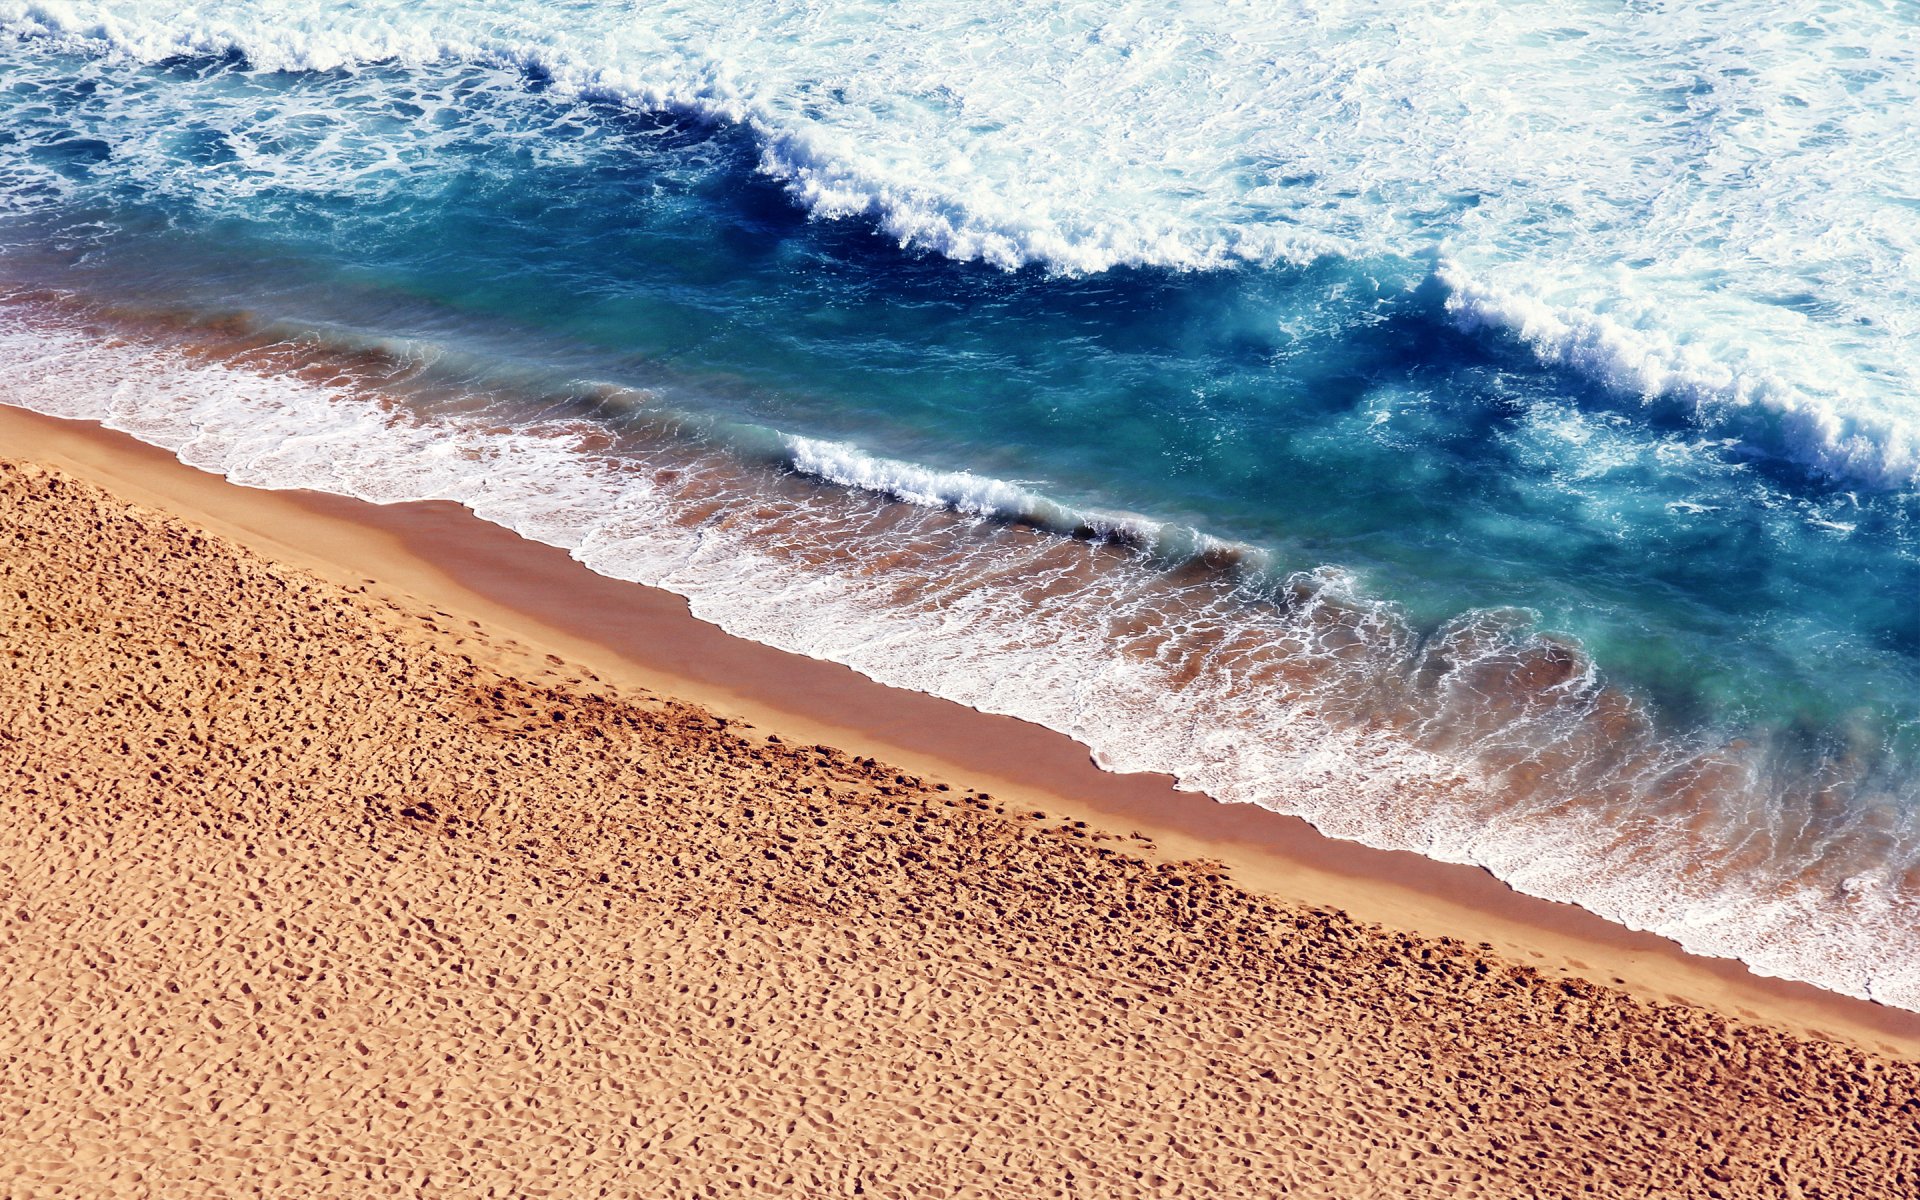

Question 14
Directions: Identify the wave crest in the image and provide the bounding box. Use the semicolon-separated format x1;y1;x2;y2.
7;1;1918;489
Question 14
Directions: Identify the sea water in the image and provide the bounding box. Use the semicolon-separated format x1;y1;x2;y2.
2;1;1917;1005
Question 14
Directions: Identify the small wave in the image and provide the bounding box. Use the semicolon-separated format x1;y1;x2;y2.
783;434;1227;556
786;435;1058;521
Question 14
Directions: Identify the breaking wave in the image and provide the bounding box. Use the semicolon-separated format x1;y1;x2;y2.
5;1;1919;487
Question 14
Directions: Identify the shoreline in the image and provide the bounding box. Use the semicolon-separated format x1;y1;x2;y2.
7;400;1919;1057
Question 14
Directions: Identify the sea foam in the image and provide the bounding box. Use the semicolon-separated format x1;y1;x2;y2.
5;0;1919;488
783;435;1202;552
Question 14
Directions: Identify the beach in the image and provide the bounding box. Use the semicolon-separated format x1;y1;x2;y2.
4;402;1917;1198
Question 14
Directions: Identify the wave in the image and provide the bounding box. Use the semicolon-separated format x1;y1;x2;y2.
3;295;1917;1009
786;435;1062;523
5;1;1919;489
781;435;1246;560
1440;267;1920;491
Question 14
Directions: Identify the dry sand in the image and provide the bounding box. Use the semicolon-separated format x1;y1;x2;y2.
2;414;1918;1197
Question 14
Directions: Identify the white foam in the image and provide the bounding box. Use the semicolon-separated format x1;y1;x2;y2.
4;304;1918;1010
783;434;1187;548
1442;266;1920;489
5;0;1919;486
786;435;1054;521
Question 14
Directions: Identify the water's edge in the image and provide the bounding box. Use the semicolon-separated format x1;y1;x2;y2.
4;304;1913;1012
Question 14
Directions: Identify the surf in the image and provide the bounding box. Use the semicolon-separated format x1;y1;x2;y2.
8;0;1918;487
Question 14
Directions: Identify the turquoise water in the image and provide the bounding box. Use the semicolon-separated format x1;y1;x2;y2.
2;4;1917;1004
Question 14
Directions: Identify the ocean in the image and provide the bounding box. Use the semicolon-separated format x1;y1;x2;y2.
2;1;1916;1006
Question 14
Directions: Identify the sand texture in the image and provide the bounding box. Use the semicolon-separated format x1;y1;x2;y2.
1;457;1916;1199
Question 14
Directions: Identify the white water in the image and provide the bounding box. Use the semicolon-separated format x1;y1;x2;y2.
783;434;1224;552
5;0;1919;488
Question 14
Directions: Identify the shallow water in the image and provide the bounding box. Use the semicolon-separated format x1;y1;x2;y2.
2;3;1917;1005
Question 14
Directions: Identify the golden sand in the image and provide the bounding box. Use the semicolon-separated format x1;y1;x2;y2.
2;439;1917;1198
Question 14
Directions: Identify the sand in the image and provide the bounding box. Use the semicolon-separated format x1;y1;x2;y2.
2;420;1918;1198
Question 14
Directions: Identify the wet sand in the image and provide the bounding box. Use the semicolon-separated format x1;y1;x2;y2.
3;403;1919;1197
